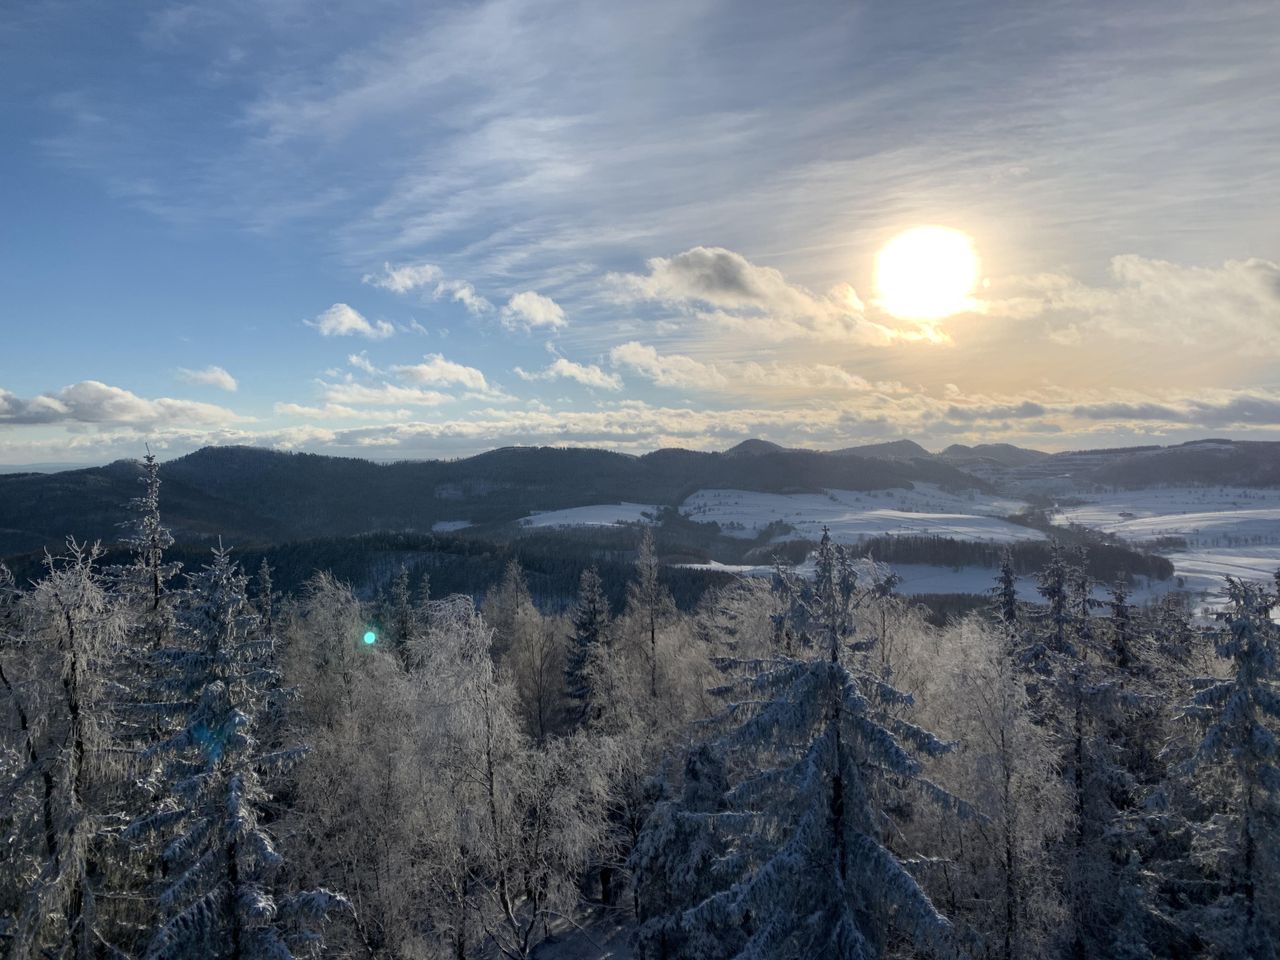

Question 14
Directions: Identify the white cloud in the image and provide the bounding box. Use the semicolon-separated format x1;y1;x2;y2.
434;279;493;315
0;380;242;426
501;291;567;331
608;246;918;344
392;353;489;391
177;365;238;392
307;303;395;339
985;256;1280;353
609;341;879;394
608;342;726;390
363;261;443;293
515;358;622;390
274;402;410;421
320;381;451;406
348;351;379;374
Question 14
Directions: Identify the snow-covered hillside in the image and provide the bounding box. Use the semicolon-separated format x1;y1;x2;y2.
1054;486;1280;546
519;502;659;528
680;485;1040;544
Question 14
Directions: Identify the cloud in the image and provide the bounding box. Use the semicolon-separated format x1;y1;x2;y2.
176;365;238;392
609;341;879;394
515;358;622;390
348;351;379;374
609;342;725;390
392;353;489;391
608;246;918;344
501;291;567;331
307;303;395;339
320;381;451;407
987;256;1280;353
364;262;493;316
434;279;493;315
274;402;410;421
0;381;241;427
363;261;443;293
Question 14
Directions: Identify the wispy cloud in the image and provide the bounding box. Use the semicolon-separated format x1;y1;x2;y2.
307;303;395;339
363;261;443;293
515;357;621;390
177;364;238;392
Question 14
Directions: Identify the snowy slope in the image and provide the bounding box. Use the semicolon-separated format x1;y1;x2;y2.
1053;487;1280;612
680;486;1040;544
519;502;659;528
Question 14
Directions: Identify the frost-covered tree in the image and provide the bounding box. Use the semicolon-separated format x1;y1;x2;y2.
488;561;561;742
991;549;1019;628
564;566;611;727
1182;578;1280;958
633;530;963;960
5;541;125;958
626;528;676;699
917;618;1068;960
128;546;345;959
409;596;611;960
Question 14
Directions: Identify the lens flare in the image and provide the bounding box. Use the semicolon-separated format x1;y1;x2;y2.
363;630;377;645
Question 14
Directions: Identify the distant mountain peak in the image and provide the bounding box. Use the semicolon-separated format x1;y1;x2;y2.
940;442;1048;467
722;438;786;457
837;439;933;460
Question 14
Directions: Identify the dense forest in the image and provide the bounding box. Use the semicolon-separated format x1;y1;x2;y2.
1;457;1276;959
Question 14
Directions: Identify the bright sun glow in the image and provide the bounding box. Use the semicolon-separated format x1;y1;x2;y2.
875;226;979;320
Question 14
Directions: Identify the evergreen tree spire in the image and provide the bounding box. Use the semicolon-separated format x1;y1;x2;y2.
564;566;611;727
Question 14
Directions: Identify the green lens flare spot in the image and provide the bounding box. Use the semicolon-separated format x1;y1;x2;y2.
363;630;377;645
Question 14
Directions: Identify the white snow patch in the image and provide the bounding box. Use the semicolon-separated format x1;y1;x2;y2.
519;502;659;529
681;486;1040;544
431;520;472;532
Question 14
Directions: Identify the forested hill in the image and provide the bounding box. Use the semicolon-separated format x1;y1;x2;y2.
0;443;979;556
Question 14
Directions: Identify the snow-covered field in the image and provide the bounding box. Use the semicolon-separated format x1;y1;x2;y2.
512;484;1280;609
431;519;472;532
1051;487;1280;612
1054;487;1280;547
680;486;1041;545
519;502;659;529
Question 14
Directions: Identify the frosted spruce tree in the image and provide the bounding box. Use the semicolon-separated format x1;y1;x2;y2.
1183;578;1280;958
991;548;1019;628
632;529;964;960
564;565;611;727
128;546;345;959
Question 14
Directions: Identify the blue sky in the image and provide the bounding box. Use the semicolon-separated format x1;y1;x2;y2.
2;0;1279;464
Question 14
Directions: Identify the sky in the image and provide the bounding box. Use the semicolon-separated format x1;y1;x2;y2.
1;0;1279;465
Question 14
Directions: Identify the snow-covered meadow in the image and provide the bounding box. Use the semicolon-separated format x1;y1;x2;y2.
679;485;1040;544
519;502;659;529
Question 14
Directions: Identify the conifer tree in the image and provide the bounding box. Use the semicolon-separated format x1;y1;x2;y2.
1183;578;1280;958
565;566;611;727
991;548;1019;628
128;546;345;958
632;530;963;959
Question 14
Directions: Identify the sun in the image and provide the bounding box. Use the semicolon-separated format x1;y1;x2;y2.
875;226;979;320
